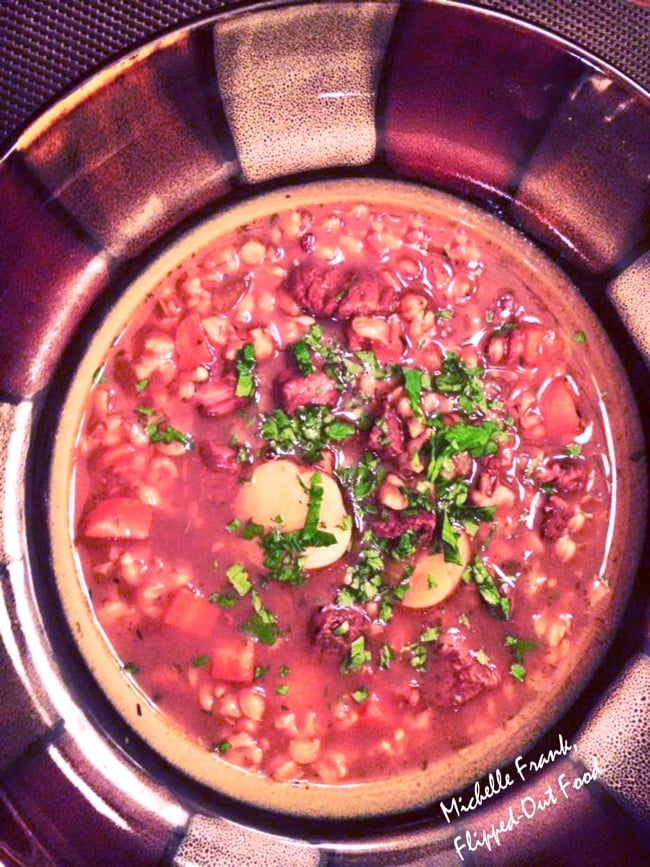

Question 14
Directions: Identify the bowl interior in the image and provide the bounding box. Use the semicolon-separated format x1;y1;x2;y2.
48;177;647;818
0;0;648;852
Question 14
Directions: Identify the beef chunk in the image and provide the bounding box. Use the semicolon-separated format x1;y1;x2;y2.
281;371;339;415
373;510;437;547
429;629;501;708
195;376;245;417
284;262;347;317
336;271;398;319
284;262;398;319
368;407;405;460
198;441;240;473
541;494;573;540
537;458;587;495
309;605;368;653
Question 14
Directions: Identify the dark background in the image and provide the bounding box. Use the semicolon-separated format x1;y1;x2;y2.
1;0;650;153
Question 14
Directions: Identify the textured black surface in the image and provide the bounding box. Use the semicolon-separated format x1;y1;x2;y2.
1;0;649;153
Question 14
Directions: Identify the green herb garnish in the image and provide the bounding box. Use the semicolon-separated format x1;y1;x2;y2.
402;366;427;421
341;635;372;673
434;352;488;416
261;405;355;463
234;343;257;398
135;406;192;447
208;592;239;609
505;634;537;681
379;643;394;670
243;590;278;645
463;557;511;619
226;563;252;596
293;338;316;375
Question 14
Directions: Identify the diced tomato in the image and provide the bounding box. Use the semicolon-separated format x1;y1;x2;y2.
163;586;220;641
175;311;212;370
538;377;581;442
83;497;152;539
210;636;255;684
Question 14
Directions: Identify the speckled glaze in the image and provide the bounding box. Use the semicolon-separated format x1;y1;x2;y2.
0;1;648;864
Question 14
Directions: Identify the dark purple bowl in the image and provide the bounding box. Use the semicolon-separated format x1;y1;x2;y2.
0;2;648;864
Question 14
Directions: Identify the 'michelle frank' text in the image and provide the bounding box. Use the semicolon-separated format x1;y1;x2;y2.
439;733;601;861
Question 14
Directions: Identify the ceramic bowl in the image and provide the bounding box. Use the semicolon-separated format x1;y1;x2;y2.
1;1;648;863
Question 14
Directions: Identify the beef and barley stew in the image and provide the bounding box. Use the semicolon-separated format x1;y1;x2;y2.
71;188;627;788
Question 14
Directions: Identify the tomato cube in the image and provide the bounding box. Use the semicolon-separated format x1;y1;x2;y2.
210;637;255;684
538;377;581;443
163;586;220;641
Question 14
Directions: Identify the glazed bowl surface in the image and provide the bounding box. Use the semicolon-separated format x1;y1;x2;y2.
1;0;649;863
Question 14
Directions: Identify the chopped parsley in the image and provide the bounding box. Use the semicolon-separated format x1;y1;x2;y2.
354;349;395;380
292;326;396;388
191;654;210;668
510;663;526;682
402;366;428;421
433;353;488;416
292;338;316;375
401;627;440;671
351;686;369;703
462;556;511;619
379;643;394;670
122;662;140;675
340;635;372;673
426;419;505;483
573;330;587;344
226;563;252;596
336;453;384;517
261;405;355;463
294;325;348;386
215;740;232;753
434;477;496;562
135;406;192;448
208;592;239;608
505;635;537;681
243;590;278;646
234;343;257;398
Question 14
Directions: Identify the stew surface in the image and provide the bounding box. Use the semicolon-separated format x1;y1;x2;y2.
72;188;618;786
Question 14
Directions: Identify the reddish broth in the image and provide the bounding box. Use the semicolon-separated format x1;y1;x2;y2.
73;196;616;786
